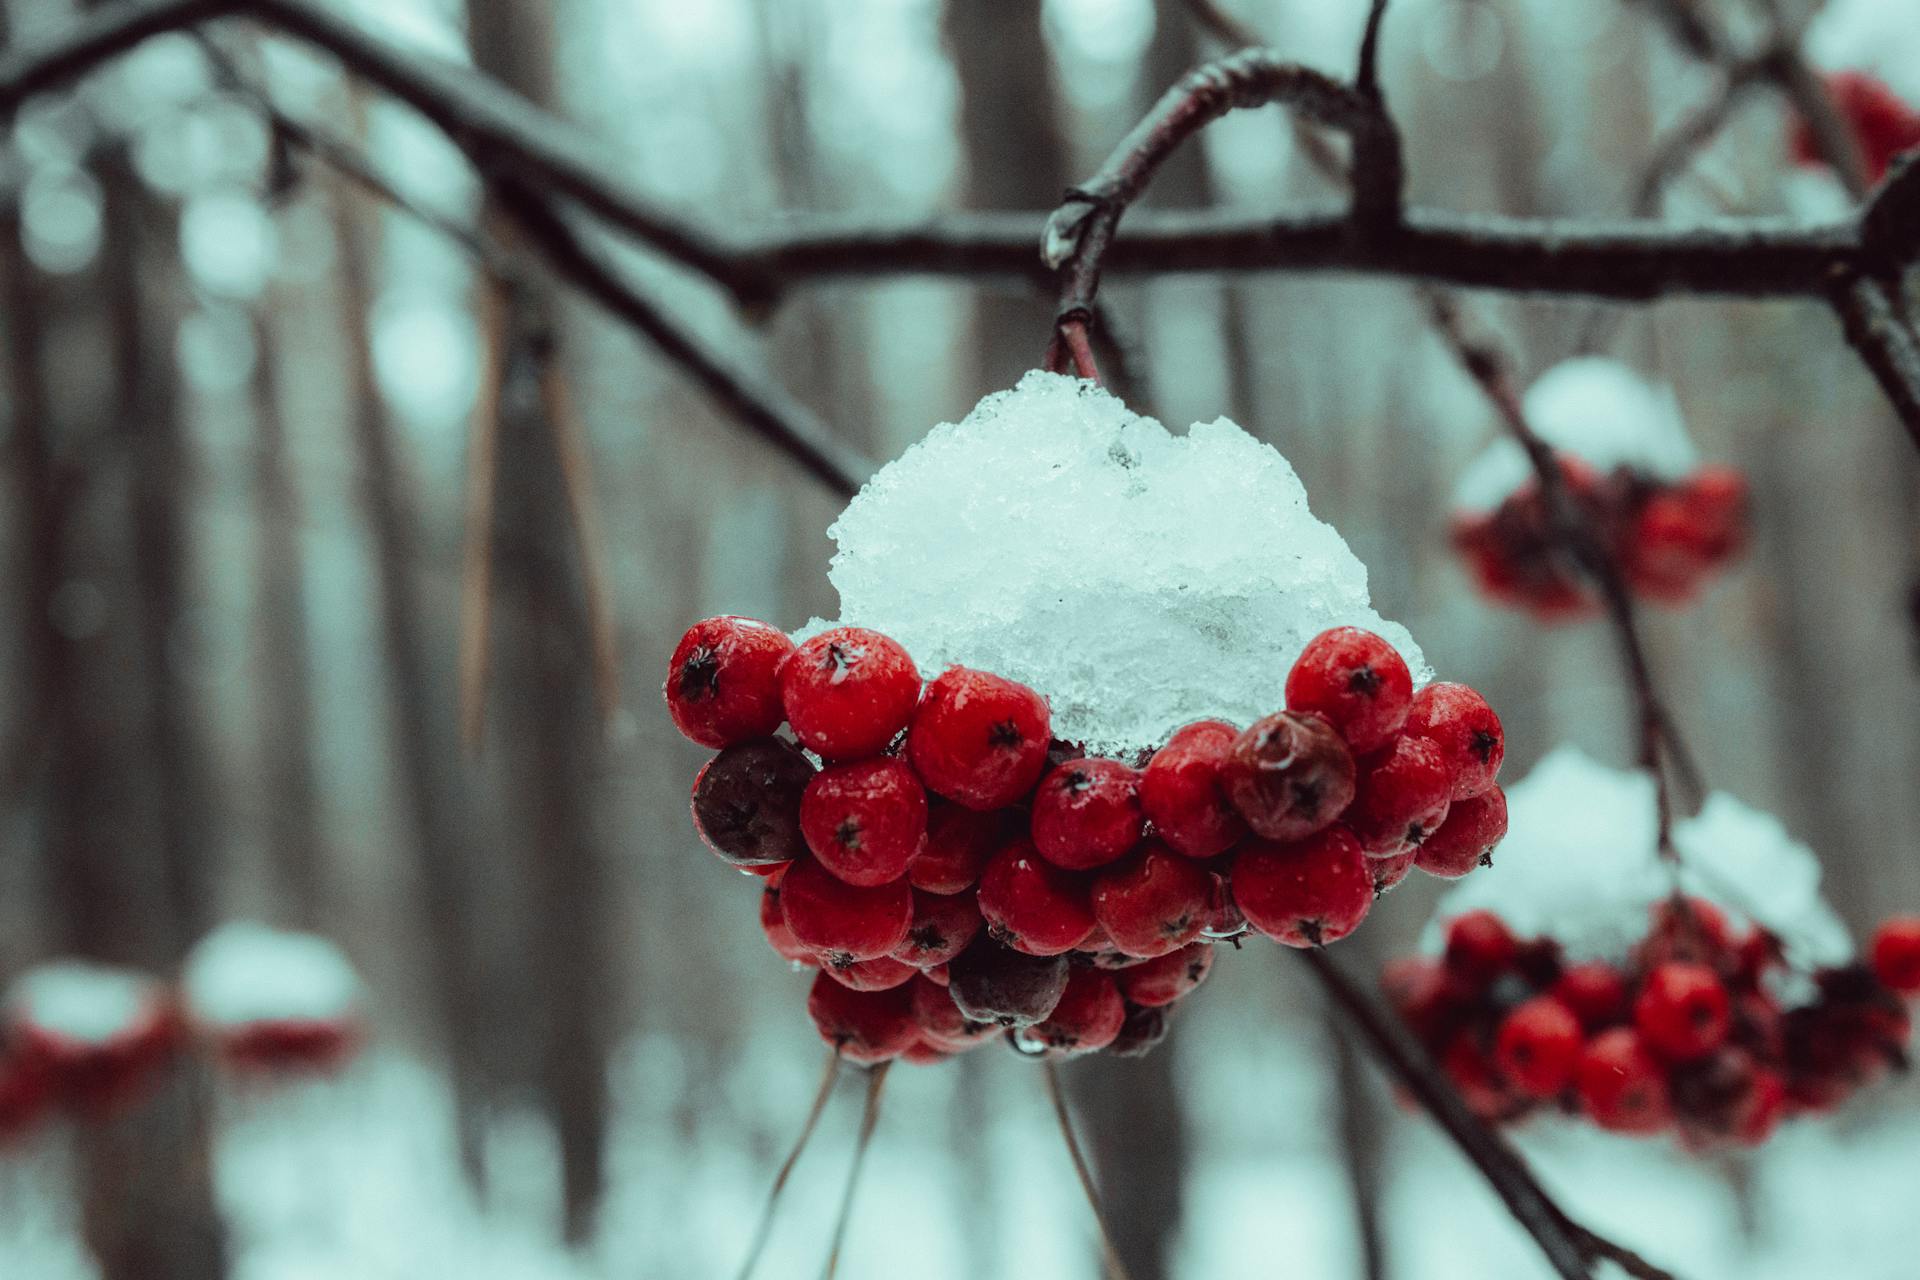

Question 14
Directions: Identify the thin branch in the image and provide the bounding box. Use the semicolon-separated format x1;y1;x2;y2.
1041;1062;1136;1280
457;279;508;749
820;1062;890;1280
734;1050;843;1280
534;346;622;725
1833;275;1920;453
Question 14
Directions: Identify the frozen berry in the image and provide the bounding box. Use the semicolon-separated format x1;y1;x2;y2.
1222;711;1356;842
778;857;912;963
759;883;817;966
822;955;918;992
909;804;1004;895
1870;916;1920;996
1231;827;1372;948
1403;683;1503;800
664;616;794;748
1414;788;1507;879
807;973;918;1063
1576;1027;1672;1134
1115;942;1214;1007
1030;759;1144;870
1090;841;1212;959
1107;1003;1169;1058
1442;910;1517;985
909;975;997;1051
891;889;984;969
690;739;814;867
1494;996;1584;1098
906;667;1050;809
1344;735;1453;858
1368;849;1417;897
1634;962;1731;1062
1551;962;1629;1030
799;758;928;887
1021;968;1124;1057
978;839;1097;956
780;626;920;760
946;938;1070;1027
1139;720;1247;859
1284;627;1413;755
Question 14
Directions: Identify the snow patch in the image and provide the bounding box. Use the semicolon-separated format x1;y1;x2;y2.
183;923;362;1027
7;961;162;1044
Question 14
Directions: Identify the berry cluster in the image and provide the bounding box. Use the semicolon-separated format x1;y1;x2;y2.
1790;71;1920;186
668;616;1510;1066
1385;901;1918;1149
1452;458;1748;620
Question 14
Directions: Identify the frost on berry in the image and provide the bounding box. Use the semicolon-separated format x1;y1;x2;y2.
779;626;921;760
1139;719;1247;859
907;667;1051;810
664;615;794;748
778;857;913;964
1107;1003;1169;1058
977;839;1097;956
799;757;928;887
1114;942;1213;1008
1232;828;1373;949
1029;758;1144;871
908;804;1005;895
1415;787;1508;880
890;889;984;970
807;973;919;1063
946;938;1070;1028
1221;711;1356;843
1018;968;1125;1058
1404;683;1503;801
1344;735;1453;858
1089;841;1211;958
1284;627;1413;755
690;738;815;867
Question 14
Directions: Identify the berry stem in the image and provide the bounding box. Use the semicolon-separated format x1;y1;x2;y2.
820;1061;891;1280
1042;1061;1137;1280
733;1048;843;1280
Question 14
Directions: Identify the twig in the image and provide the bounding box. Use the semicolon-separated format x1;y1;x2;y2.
457;279;508;750
820;1062;889;1280
1041;1062;1136;1280
734;1050;842;1280
1833;274;1920;454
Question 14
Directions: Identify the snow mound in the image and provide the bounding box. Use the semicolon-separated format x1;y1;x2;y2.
799;371;1427;755
7;961;163;1044
1426;748;1851;968
1453;357;1700;513
183;923;362;1027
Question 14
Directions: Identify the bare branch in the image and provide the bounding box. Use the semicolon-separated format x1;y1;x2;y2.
1042;1062;1136;1280
1833;275;1920;453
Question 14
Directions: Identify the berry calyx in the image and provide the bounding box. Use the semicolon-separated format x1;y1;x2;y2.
780;626;921;760
1869;916;1920;996
1493;996;1584;1098
799;757;928;887
906;667;1051;810
977;839;1097;956
1021;968;1125;1057
664;616;794;748
1139;720;1247;859
946;938;1070;1027
1576;1027;1672;1134
690;739;815;867
1284;627;1413;755
1222;711;1357;842
1344;735;1453;858
890;889;984;970
1231;827;1372;948
1030;759;1145;871
807;972;918;1063
1414;788;1508;879
1403;683;1504;800
1089;841;1212;959
1114;942;1214;1008
778;857;913;963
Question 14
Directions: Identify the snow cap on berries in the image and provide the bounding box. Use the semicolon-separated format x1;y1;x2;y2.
1453;358;1700;513
7;961;164;1044
181;923;362;1028
1425;748;1850;970
796;372;1427;754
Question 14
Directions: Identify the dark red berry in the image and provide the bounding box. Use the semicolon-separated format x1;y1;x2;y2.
1381;956;1468;1044
1634;962;1731;1062
778;857;912;963
690;738;815;867
1414;788;1507;879
1441;1032;1515;1121
1222;711;1356;843
1442;910;1518;985
900;1039;952;1066
807;972;918;1063
799;757;928;887
1494;996;1584;1098
1107;1003;1169;1058
822;955;918;992
1870;916;1920;996
890;889;984;970
946;938;1070;1027
909;975;997;1051
664;616;794;748
1114;942;1214;1007
1139;720;1247;859
1727;1062;1788;1146
759;884;817;967
1790;70;1920;183
1345;735;1453;858
977;839;1097;956
1030;759;1145;871
780;626;921;760
906;667;1051;810
1284;627;1414;755
1403;683;1504;800
1090;841;1212;959
1576;1027;1672;1134
1368;849;1416;897
1021;968;1125;1058
1551;962;1629;1031
909;804;1004;895
1231;827;1372;948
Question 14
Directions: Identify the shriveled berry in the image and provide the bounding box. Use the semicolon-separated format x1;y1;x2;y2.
891;889;983;970
759;883;817;966
1021;969;1124;1058
1090;841;1212;959
1576;1027;1672;1134
1284;627;1413;755
978;840;1097;956
946;938;1070;1027
690;739;814;867
780;626;921;760
822;955;918;992
909;974;998;1050
1869;916;1920;996
807;973;918;1063
1634;962;1731;1062
1345;735;1452;858
1368;849;1416;897
1551;962;1629;1031
1115;942;1214;1007
799;757;928;887
1231;827;1372;948
1222;712;1356;842
1414;788;1507;879
1442;910;1518;985
909;804;1004;895
779;857;912;964
906;667;1051;809
1030;759;1145;870
1403;683;1504;800
1107;1003;1169;1058
1494;996;1584;1098
664;616;793;748
1139;720;1247;859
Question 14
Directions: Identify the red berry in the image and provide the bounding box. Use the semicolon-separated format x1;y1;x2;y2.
1107;1003;1169;1058
1344;735;1453;858
759;883;817;967
1381;956;1467;1044
690;739;814;867
822;955;918;992
1639;897;1736;971
1414;788;1507;879
1222;711;1357;842
778;857;912;963
1403;683;1504;800
1284;627;1413;755
1494;996;1584;1098
799;758;928;887
1021;968;1125;1057
1030;759;1145;871
780;626;921;760
1551;962;1629;1030
1139;720;1247;858
906;667;1051;809
1575;1027;1672;1134
1634;962;1731;1062
891;889;984;969
1114;942;1214;1008
1442;1033;1515;1121
900;1039;952;1066
1870;916;1920;996
1231;827;1372;948
908;804;1004;895
1791;70;1920;183
1090;841;1212;959
909;975;997;1051
1368;849;1416;897
807;973;918;1063
1442;910;1518;985
946;938;1070;1027
664;616;793;748
978;839;1097;955
1728;1063;1788;1146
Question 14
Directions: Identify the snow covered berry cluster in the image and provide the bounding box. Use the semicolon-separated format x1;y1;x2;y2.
1385;901;1919;1149
0;924;363;1145
668;614;1509;1066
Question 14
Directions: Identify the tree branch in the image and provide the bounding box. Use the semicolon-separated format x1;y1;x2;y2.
1833;275;1920;453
